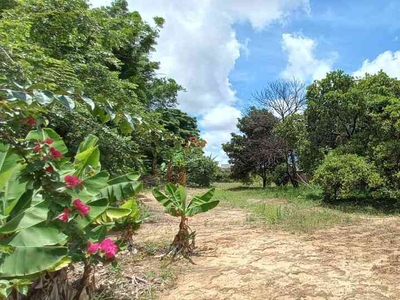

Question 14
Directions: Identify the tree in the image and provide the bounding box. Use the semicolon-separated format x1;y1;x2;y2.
0;0;188;178
223;108;285;188
253;78;305;121
305;70;400;198
253;78;306;187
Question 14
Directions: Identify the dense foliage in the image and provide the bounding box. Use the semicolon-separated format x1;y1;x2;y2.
225;71;400;200
223;108;285;188
0;0;210;178
305;71;400;199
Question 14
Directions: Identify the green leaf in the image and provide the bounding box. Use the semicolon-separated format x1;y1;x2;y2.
97;172;142;204
55;95;75;109
0;246;68;277
186;188;219;217
0;202;47;235
2;222;67;247
0;144;26;217
81;97;95;111
33;90;54;105
74;146;100;176
0;144;20;192
152;187;181;217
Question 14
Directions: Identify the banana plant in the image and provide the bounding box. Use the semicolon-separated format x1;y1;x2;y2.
152;183;219;258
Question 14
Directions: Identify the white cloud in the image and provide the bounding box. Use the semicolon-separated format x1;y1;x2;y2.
281;33;336;81
200;105;242;164
353;50;400;78
90;0;309;162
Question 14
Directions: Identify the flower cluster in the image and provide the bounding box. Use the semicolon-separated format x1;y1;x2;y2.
87;238;118;259
64;175;83;189
32;137;63;160
57;198;90;222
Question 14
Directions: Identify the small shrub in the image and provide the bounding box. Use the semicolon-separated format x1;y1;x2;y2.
313;152;384;201
186;155;219;187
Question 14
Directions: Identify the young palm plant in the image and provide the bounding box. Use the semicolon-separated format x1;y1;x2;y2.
152;183;219;259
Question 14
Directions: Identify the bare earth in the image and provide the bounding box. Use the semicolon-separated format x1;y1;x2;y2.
135;194;400;300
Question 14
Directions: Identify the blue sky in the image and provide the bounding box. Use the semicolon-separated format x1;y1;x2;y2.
91;0;400;163
232;0;400;109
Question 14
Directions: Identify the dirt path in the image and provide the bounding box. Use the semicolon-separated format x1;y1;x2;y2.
136;194;400;300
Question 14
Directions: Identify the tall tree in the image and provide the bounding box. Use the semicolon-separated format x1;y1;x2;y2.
223;108;285;188
253;78;306;187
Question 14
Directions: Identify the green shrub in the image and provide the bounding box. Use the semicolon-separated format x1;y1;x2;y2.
313;152;384;200
272;163;290;186
215;167;232;182
186;155;219;187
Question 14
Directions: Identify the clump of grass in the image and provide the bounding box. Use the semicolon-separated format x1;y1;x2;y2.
140;240;170;255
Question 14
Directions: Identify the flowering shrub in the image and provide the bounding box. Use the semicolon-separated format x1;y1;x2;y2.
0;83;143;298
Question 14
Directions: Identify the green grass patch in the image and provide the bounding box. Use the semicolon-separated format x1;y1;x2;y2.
211;182;354;232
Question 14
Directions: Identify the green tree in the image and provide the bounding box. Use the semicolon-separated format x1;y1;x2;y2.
223;108;285;188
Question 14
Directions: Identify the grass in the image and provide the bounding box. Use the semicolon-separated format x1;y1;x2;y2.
211;182;354;232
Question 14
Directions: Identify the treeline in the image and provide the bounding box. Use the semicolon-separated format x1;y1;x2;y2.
0;0;219;186
224;71;400;201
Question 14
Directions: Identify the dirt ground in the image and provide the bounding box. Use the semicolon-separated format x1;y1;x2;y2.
131;193;400;300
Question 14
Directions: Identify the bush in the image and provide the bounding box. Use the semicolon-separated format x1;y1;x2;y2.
215;167;232;182
272;163;290;186
186;155;218;187
313;152;384;201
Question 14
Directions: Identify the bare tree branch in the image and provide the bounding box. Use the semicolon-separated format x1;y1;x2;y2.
252;78;306;120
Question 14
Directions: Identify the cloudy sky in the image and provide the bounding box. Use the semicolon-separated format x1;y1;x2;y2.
91;0;400;164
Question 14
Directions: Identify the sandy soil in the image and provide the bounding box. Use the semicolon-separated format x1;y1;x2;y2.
134;194;400;300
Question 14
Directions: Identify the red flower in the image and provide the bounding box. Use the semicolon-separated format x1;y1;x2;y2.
49;147;63;159
87;242;100;254
189;136;195;141
33;142;41;152
57;208;70;222
64;175;83;189
27;117;36;126
45;165;54;173
99;238;118;259
73;199;90;216
44;138;54;145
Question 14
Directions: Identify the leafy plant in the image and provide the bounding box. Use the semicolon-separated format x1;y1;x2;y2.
152;183;219;259
313;152;384;201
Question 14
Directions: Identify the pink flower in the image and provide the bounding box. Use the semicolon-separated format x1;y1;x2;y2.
33;142;41;152
57;208;70;222
87;242;100;254
44;138;54;145
73;199;90;216
45;165;54;173
49;147;63;159
99;238;118;259
64;175;82;189
28;117;36;126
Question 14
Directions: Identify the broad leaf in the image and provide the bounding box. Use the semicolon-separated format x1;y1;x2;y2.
2;222;67;247
97;172;141;204
186;188;219;217
0;202;47;235
0;246;68;277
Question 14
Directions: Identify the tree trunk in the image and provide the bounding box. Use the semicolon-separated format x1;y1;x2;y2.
152;156;157;176
262;176;267;188
178;167;186;187
289;149;299;188
166;161;173;182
